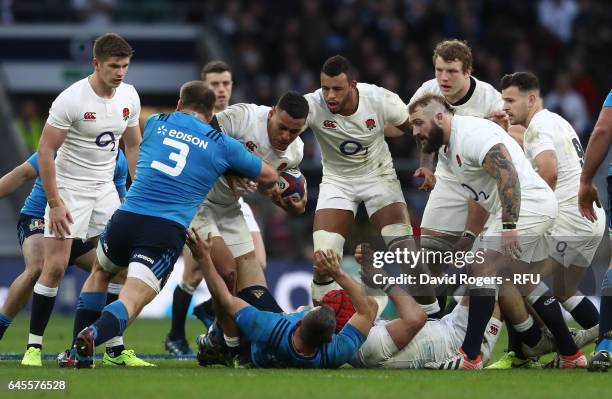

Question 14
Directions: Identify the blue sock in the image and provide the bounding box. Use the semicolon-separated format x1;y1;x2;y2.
90;300;129;346
596;269;612;351
0;312;13;339
73;292;107;342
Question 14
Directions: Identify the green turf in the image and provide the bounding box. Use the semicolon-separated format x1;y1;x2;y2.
0;315;606;399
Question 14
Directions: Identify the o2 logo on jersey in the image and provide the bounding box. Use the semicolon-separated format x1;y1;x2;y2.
461;183;489;202
323;120;337;129
365;118;376;130
339;140;368;156
245;141;258;152
96;131;116;151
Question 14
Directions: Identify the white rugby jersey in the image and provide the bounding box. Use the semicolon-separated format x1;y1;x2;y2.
410;77;503;179
446;115;554;217
305;83;408;178
206;103;304;205
47;77;140;184
523;109;583;204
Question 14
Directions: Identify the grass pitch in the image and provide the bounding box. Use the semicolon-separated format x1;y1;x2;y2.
0;315;606;399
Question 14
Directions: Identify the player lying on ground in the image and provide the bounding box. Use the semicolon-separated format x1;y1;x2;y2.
67;81;278;368
187;228;377;368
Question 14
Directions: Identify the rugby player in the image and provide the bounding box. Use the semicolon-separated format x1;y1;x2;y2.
70;81;277;368
409;94;586;369
165;60;277;355
21;33;142;366
187;228;377;368
497;72;603;368
304;55;437;317
578;88;612;371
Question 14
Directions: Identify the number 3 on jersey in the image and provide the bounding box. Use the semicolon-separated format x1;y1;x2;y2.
151;138;190;177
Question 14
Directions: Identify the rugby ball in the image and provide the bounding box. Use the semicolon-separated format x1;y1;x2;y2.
277;169;306;200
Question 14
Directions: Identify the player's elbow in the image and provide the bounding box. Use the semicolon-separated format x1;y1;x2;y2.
592;124;612;141
406;307;427;331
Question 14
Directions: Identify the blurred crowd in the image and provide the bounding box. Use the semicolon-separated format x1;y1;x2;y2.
5;0;612;260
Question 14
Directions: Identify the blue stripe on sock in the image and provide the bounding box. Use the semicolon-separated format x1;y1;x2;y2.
77;292;108;311
0;312;13;327
103;300;129;335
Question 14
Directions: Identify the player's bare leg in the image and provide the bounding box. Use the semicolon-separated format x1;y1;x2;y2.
370;202;437;315
311;208;353;303
252;231;267;271
548;260;599;345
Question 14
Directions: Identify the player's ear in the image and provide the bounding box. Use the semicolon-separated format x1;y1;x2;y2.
296;319;303;328
92;58;100;71
268;107;275;120
176;99;182;111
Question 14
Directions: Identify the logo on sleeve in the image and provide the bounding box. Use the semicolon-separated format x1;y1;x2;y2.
365;118;376;130
277;162;288;170
122;107;130;121
83;112;96;121
456;154;462;167
245;141;258;152
323;120;337;129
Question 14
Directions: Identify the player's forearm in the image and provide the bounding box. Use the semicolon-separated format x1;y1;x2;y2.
387;286;422;323
124;142;139;180
464;199;489;235
334;270;375;317
581;125;612;183
483;144;520;224
0;168;30;198
38;146;59;201
419;147;435;171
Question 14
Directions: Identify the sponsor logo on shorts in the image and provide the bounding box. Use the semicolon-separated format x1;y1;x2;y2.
28;219;44;232
83;112;96;121
488;324;500;335
134;253;154;264
365;118;376;130
323;120;337;129
544;297;556;306
252;289;265;299
122;107;130;121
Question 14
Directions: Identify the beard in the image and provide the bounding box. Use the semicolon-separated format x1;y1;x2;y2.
422;123;445;153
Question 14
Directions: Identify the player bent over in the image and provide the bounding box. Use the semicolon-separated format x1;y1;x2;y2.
69;82;277;368
578;88;612;371
410;94;586;369
168;93;308;357
491;73;604;368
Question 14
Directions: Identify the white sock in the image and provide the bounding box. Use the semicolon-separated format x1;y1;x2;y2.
105;336;124;348
33;283;58;297
224;334;240;348
28;333;43;346
513;315;534;332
